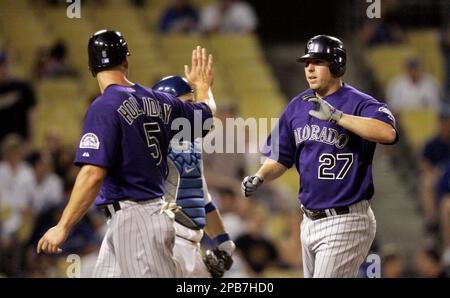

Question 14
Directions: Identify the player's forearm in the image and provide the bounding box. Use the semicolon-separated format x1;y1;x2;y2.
337;114;396;143
255;158;288;183
204;209;227;239
57;165;106;230
196;87;216;115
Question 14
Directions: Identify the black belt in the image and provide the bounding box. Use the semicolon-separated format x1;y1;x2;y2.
301;205;350;221
102;202;121;218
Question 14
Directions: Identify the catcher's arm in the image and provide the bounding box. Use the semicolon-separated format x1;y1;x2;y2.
201;167;234;255
204;200;235;257
202;203;235;278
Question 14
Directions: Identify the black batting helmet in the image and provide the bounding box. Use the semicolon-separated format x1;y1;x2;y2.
88;29;130;77
297;35;346;77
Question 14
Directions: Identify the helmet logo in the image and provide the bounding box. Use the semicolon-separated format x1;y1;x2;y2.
101;50;109;64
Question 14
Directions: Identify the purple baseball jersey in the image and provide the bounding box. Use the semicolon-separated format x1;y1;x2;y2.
264;84;397;210
74;83;211;206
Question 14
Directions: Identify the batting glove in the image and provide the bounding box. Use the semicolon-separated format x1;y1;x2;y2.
303;95;343;124
241;175;264;197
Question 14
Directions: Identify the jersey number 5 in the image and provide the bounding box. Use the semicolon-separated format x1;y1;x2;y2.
318;153;353;180
144;122;162;165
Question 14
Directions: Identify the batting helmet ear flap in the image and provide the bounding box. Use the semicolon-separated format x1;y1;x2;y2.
329;59;346;77
329;47;346;77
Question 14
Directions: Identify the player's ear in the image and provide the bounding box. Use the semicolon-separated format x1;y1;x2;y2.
122;58;129;71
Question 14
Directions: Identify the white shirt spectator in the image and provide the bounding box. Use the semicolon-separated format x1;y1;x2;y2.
0;161;34;210
32;173;63;212
0;161;34;236
200;0;258;33
386;73;441;114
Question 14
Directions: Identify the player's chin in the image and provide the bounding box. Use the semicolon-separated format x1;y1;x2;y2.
308;82;321;91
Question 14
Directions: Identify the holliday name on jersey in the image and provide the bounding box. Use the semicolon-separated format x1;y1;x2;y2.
117;96;172;125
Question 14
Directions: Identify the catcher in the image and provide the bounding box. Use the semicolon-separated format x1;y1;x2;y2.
154;76;235;278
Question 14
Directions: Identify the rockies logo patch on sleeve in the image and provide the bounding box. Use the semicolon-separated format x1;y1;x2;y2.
80;133;100;149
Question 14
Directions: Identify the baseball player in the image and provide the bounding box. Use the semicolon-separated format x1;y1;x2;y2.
241;35;398;278
153;75;235;278
36;30;216;278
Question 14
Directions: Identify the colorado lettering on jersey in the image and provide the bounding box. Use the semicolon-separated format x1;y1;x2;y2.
293;124;349;149
117;96;172;125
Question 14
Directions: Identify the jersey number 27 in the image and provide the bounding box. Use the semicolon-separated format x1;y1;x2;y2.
318;153;353;180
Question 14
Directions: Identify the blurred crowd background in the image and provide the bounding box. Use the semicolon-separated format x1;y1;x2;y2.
0;0;449;277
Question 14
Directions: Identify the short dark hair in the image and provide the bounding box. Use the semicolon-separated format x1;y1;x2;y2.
26;151;43;167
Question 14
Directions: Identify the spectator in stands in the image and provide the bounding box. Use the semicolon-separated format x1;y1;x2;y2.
212;186;248;240
441;25;450;95
440;197;450;273
419;106;450;231
386;57;441;114
414;247;448;278
159;0;199;34
0;135;35;233
41;41;77;80
0;50;37;148
381;244;405;278
0;134;35;276
358;20;404;47
200;0;258;34
33;47;50;81
26;151;63;214
435;163;450;265
234;202;281;276
358;3;404;47
272;210;301;271
203;103;247;190
42;129;63;170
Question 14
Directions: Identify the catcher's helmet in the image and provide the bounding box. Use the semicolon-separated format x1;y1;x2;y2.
88;29;130;77
297;35;346;77
152;76;193;97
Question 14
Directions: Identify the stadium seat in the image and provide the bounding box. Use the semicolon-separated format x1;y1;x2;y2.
36;79;88;148
365;45;417;89
406;29;445;87
398;109;438;153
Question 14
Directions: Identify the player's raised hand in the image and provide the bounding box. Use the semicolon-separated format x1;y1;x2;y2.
304;95;343;124
184;46;214;92
241;175;264;197
36;225;69;254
